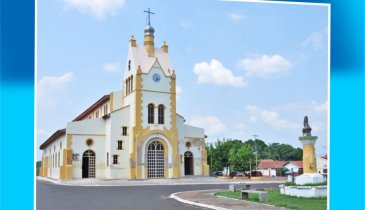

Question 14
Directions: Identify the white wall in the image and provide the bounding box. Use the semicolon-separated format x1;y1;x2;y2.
258;168;277;177
67;118;106;135
178;124;205;176
85;101;110;120
42;134;66;179
108;107;131;179
141;91;171;130
67;117;107;179
141;65;172;130
71;134;106;179
316;157;327;174
142;64;171;92
284;163;301;173
184;125;204;138
111;91;123;111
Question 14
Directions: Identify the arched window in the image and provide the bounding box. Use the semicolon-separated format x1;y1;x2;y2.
125;79;128;94
127;77;130;94
158;104;164;124
130;75;133;92
148;104;154;124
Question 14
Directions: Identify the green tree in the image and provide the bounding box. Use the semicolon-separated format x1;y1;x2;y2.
206;138;303;175
265;143;303;161
228;144;254;171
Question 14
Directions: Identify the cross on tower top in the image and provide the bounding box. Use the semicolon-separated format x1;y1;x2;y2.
144;8;155;26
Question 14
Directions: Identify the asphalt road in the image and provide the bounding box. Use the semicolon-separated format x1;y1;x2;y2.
36;180;281;210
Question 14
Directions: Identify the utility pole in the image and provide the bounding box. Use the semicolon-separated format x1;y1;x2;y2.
249;159;252;177
253;135;258;170
210;156;213;171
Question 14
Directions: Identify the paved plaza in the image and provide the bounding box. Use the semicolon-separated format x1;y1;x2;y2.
36;178;284;210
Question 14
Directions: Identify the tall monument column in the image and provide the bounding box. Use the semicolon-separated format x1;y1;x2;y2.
295;116;325;185
299;116;318;173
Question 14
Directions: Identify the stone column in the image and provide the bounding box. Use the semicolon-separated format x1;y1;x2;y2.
299;136;318;173
295;116;325;185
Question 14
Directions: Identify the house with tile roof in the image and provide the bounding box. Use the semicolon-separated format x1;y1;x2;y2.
283;161;303;176
257;159;288;177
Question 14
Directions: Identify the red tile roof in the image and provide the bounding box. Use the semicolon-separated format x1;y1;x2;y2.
257;159;288;169
39;129;66;149
73;94;110;121
289;161;303;167
40;95;110;150
283;161;303;167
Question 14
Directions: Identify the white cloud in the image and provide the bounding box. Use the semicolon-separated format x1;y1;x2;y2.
249;116;257;123
63;0;125;19
181;21;194;29
189;116;226;136
193;59;246;87
302;30;326;52
104;62;121;73
237;54;292;78
37;129;50;137
245;105;259;113
234;123;246;130
312;100;328;113
260;110;298;130
228;13;246;22
245;105;300;131
38;72;75;108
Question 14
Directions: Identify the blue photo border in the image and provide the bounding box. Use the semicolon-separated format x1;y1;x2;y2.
0;0;363;209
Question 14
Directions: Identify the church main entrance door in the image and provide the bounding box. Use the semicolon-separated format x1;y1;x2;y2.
82;150;95;178
184;151;194;175
147;141;165;178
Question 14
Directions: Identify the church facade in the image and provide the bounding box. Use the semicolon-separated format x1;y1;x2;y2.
39;20;209;180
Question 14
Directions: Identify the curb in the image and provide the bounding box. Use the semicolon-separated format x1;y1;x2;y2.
37;177;285;187
37;177;62;185
170;191;231;210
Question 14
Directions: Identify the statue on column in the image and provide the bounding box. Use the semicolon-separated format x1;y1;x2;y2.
302;116;312;136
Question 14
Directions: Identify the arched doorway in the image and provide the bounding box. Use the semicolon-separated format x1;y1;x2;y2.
184;151;194;175
147;141;165;178
82;150;95;178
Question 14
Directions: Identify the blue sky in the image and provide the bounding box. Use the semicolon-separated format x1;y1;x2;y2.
37;0;329;161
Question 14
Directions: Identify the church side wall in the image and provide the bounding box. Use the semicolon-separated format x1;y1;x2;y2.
67;119;106;179
176;116;186;176
111;91;123;112
123;92;135;128
105;118;111;178
179;124;206;176
109;107;131;179
41;134;66;179
67;119;105;135
71;135;106;179
85;101;110;120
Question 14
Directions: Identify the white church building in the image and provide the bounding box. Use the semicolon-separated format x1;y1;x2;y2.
39;15;209;180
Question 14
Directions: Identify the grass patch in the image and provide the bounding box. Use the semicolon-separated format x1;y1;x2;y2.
284;181;327;187
215;190;327;210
